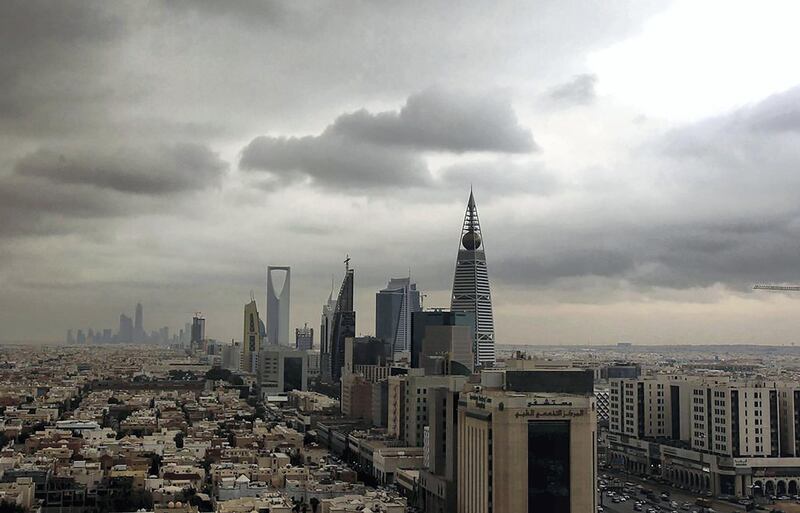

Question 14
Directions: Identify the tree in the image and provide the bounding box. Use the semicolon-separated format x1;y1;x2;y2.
174;432;184;449
310;497;320;513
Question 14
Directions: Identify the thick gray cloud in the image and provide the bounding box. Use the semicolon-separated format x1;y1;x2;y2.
0;1;126;136
548;74;598;106
330;89;536;153
15;144;227;195
240;90;534;189
0;143;226;238
240;134;430;189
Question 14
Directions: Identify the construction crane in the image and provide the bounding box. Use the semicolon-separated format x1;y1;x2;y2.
753;284;800;292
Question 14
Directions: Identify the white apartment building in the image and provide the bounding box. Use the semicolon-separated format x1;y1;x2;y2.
608;375;800;497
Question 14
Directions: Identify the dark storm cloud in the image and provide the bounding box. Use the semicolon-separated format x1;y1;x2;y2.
0;143;227;237
240;134;431;189
0;176;124;236
15;143;227;195
330;89;536;153
240;90;535;189
548;74;598;106
0;1;126;135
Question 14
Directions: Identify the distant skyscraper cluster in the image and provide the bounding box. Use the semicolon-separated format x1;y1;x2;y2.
66;301;176;345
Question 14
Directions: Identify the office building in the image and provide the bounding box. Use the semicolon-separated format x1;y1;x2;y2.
411;310;474;375
388;375;407;441
458;368;596;513
134;302;144;343
419;385;462;513
329;265;355;383
606;375;800;497
241;299;261;373
295;323;313;350
222;341;242;372
118;314;133;344
376;277;421;354
258;347;308;397
450;189;496;366
341;373;373;419
76;330;86;345
404;371;468;448
191;315;205;349
320;287;337;383
66;330;74;345
266;265;291;345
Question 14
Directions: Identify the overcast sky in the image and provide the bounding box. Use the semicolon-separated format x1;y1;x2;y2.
3;0;800;345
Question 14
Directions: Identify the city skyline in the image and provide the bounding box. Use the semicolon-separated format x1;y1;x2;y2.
4;2;800;346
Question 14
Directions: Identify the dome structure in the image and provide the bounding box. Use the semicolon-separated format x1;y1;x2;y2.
461;230;481;250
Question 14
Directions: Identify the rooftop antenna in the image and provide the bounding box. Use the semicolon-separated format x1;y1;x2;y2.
250;290;255;302
344;254;351;272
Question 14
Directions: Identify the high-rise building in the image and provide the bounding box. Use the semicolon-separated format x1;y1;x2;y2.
450;189;496;366
320;285;337;383
404;371;467;448
329;265;355;383
376;277;421;355
411;310;474;375
258;347;308;397
76;329;86;345
134;302;144;343
191;315;205;349
419;385;462;513
118;314;133;343
66;329;74;345
295;323;313;351
266;266;291;346
242;299;261;373
458;368;596;513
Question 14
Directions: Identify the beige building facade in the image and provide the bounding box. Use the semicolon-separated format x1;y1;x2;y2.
457;369;596;513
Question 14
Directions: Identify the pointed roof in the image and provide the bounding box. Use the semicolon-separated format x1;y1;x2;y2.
460;189;483;250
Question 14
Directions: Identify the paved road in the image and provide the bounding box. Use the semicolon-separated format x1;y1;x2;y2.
599;469;743;513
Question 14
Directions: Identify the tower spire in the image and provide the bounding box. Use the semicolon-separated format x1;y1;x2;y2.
451;188;495;366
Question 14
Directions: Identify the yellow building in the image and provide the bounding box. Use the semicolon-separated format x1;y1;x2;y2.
457;369;597;513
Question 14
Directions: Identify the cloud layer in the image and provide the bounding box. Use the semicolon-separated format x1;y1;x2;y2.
240;89;536;190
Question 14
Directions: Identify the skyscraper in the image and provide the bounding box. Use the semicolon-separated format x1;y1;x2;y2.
191;314;205;349
450;189;496;366
118;314;133;343
134;302;144;343
266;266;291;346
320;283;337;383
295;323;313;350
376;277;421;354
242;299;261;372
410;310;474;375
329;262;355;383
